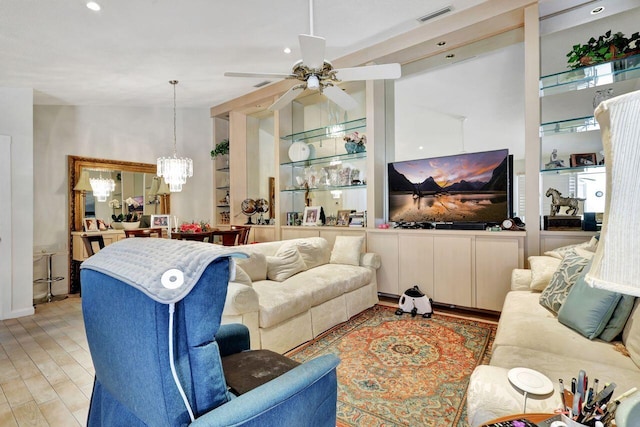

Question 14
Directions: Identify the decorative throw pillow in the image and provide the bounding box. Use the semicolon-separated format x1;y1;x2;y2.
232;265;252;286
266;247;307;282
544;240;594;260
528;256;562;291
236;252;267;282
539;248;593;314
600;295;636;342
329;235;365;266
558;263;621;339
276;238;330;270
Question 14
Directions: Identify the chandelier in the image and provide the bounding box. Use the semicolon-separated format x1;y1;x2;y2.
157;80;193;192
89;173;115;202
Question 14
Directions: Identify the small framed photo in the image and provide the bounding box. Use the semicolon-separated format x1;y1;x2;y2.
151;214;170;228
83;218;99;232
570;153;597;167
337;210;354;226
302;206;321;226
96;219;108;231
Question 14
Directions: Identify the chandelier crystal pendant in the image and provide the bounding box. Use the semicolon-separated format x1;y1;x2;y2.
157;80;193;192
89;174;115;202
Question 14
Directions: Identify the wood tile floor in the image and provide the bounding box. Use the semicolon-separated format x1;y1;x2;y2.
0;296;92;427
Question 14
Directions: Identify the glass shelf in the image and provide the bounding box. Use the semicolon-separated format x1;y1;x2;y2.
281;184;367;193
540;54;640;97
540;116;599;136
540;165;605;174
280;151;367;167
281;118;366;143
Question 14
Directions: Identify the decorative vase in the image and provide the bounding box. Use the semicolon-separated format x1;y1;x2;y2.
345;142;357;154
354;144;366;153
111;222;124;230
122;221;141;230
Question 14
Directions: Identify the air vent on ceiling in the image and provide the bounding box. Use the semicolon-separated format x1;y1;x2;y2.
253;80;271;88
417;6;452;23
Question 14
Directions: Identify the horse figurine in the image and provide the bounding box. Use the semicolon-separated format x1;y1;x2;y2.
545;188;585;216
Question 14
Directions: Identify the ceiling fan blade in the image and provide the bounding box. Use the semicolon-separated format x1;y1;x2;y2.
333;63;402;82
268;84;305;111
299;34;326;70
225;71;293;79
322;85;358;111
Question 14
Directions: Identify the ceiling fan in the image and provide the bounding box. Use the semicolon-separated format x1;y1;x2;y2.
224;0;401;111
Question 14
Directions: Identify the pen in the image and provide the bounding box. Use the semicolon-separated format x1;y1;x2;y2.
559;379;566;411
594;378;599;395
571;377;576;394
613;386;638;402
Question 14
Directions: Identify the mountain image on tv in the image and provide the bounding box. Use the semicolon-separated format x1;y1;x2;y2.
388;149;509;224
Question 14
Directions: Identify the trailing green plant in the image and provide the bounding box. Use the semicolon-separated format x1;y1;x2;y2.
211;139;230;158
567;30;640;69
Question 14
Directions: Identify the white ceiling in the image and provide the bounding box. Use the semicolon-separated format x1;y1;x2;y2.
0;0;487;108
2;0;636;109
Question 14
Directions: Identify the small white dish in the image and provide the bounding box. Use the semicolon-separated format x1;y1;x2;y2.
288;142;310;162
507;367;554;395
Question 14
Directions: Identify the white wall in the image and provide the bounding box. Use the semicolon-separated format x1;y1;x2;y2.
394;42;526;164
33;105;213;296
0;88;35;320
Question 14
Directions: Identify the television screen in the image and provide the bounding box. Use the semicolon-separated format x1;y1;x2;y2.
388;149;511;224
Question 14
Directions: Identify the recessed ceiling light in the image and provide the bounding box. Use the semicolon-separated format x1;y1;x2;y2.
590;6;605;15
446;54;455;59
437;41;446;46
86;1;101;11
283;47;292;54
418;146;424;150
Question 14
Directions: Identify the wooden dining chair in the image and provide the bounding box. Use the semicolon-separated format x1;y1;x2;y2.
231;225;251;245
124;228;162;238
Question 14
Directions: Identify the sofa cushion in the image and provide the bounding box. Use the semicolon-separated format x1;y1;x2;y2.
232;265;252;286
528;256;561;291
266;247;306;282
539;248;592;313
252;280;312;328
600;295;636;342
236;253;268;282
330;235;364;266
544;237;597;259
286;264;373;306
622;299;640;369
276;237;330;270
558;263;621;339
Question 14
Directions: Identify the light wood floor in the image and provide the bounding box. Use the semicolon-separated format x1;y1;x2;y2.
0;296;92;427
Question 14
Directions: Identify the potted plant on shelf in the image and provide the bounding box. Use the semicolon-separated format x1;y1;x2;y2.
211;139;230;158
109;198;125;229
343;132;366;154
567;30;640;69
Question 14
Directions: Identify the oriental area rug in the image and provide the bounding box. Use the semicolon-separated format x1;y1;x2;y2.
287;305;496;427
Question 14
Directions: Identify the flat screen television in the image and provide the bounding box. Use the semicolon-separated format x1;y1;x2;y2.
388;149;512;224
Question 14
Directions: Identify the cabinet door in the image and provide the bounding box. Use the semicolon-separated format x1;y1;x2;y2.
251;226;275;243
475;237;521;311
366;232;399;296
398;234;434;299
433;235;472;307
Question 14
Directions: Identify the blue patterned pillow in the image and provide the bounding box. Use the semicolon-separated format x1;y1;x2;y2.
539;248;592;314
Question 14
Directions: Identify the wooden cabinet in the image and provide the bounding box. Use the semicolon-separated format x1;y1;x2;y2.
433;235;473;307
71;230;124;261
249;225;276;243
367;230;525;312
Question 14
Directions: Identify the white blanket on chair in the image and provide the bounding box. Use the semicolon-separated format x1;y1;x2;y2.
81;238;247;304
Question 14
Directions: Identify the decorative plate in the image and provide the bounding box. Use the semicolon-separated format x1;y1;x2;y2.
288;141;311;162
507;367;554;395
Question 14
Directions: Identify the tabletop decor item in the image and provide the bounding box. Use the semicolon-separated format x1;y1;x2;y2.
211;139;230;159
343;132;366;154
566;30;640;69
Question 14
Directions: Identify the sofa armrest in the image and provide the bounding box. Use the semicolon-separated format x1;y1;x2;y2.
360;253;381;270
511;269;532;291
223;281;259;316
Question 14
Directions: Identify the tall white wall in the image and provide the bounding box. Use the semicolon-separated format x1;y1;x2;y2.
0;88;34;320
33;105;213;296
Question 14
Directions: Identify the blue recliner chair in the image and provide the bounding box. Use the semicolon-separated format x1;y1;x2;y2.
80;238;339;427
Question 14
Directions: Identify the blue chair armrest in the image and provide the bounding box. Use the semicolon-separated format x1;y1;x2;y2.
190;354;340;427
216;323;250;357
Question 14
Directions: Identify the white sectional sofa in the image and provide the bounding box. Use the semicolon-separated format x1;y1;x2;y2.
221;236;381;353
467;241;640;426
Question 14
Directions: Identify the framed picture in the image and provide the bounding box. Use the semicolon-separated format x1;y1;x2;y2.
83;218;99;232
570;153;597;167
96;219;108;231
337;210;354;226
151;214;170;228
302;206;321;226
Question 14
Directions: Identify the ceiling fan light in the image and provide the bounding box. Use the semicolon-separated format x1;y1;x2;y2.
307;75;320;90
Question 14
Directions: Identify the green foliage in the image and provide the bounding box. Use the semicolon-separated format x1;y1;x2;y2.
567;30;640;69
211;139;230;158
111;214;124;222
